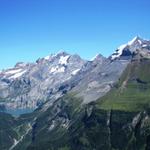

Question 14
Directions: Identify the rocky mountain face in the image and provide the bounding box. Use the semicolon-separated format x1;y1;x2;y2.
1;37;150;150
0;52;126;112
110;36;150;60
1;36;150;112
70;54;129;103
0;52;86;110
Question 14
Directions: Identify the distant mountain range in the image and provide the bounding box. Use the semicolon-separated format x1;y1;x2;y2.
0;36;150;150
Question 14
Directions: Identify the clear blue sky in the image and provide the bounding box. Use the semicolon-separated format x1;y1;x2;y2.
0;0;150;70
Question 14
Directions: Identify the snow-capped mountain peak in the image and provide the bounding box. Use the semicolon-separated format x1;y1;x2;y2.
128;36;142;45
0;51;86;109
36;51;70;64
111;36;150;60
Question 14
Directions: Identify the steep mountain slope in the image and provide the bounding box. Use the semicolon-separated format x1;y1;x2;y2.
1;37;150;150
71;55;129;103
1;36;149;113
110;36;150;60
98;58;150;111
0;112;33;150
69;36;150;103
8;56;150;150
0;52;86;112
82;57;150;150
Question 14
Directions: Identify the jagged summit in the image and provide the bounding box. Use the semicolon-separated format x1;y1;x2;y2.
90;53;107;66
128;36;143;45
0;50;86;110
36;51;70;62
0;37;150;110
111;36;150;60
91;53;104;61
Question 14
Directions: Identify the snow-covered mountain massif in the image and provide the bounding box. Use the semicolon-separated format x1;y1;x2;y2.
0;52;86;110
0;36;150;115
1;36;150;150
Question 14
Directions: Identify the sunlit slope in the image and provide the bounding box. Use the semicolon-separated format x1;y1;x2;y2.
97;58;150;112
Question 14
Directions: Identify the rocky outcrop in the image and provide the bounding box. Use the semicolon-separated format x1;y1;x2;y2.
0;52;86;111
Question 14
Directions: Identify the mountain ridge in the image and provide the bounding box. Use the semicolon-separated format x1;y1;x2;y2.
1;36;150;150
0;36;150;114
110;36;150;60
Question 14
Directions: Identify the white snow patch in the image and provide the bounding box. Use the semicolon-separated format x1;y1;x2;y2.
142;44;148;48
118;44;127;51
57;67;65;73
50;66;65;74
72;69;80;75
44;55;50;60
5;69;23;75
111;44;127;60
50;67;58;73
128;36;138;45
59;55;70;65
138;39;142;44
9;70;27;79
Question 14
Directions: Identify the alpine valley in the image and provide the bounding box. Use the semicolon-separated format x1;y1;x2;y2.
1;36;150;150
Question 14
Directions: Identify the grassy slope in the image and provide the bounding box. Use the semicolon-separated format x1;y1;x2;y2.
97;58;150;112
